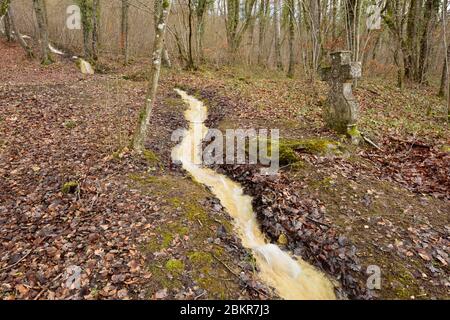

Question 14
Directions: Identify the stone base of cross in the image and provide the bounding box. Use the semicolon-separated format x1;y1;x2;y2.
320;51;362;135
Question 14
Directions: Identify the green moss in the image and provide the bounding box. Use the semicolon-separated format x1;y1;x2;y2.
61;181;79;194
441;145;450;153
346;125;362;144
148;264;182;291
145;222;189;252
386;267;420;299
186;202;208;222
63;120;77;129
161;233;174;248
265;138;342;166
169;197;182;208
41;57;54;66
142;149;160;164
278;142;300;165
165;259;184;274
277;234;288;246
188;251;213;267
164;97;181;107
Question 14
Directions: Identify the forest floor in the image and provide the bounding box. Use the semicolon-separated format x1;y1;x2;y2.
0;41;270;300
1;40;449;300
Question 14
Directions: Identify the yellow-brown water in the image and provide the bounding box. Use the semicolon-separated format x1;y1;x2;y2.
172;89;336;300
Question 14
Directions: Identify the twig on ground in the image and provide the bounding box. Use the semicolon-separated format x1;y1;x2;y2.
0;249;33;272
306;216;331;228
34;273;62;300
212;254;239;277
361;133;383;151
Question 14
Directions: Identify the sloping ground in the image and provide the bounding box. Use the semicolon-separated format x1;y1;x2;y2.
0;42;269;300
1;39;448;300
159;66;449;299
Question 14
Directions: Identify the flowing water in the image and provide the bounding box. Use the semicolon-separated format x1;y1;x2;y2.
172;89;336;300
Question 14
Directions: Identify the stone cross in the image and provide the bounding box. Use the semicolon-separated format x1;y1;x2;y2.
320;51;361;134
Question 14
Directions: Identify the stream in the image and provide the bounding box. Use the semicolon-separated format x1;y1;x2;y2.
172;89;336;300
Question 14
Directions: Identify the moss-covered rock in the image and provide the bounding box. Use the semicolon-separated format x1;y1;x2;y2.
346;125;362;145
277;234;288;246
267;138;343;166
61;181;79;194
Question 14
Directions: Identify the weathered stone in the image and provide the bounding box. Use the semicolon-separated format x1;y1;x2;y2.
320;51;361;134
77;58;95;75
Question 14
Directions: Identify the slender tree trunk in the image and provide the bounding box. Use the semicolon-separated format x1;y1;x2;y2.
257;0;268;64
120;0;129;64
1;0;12;41
439;0;449;97
309;0;321;73
78;0;92;60
0;0;13;42
439;44;450;97
195;0;208;62
405;0;419;81
331;0;337;41
187;0;195;69
287;0;295;78
274;0;282;70
154;0;171;67
346;0;361;61
3;11;12;41
226;0;240;59
133;0;172;153
226;0;256;61
33;0;52;65
394;41;404;89
7;3;33;58
91;0;99;61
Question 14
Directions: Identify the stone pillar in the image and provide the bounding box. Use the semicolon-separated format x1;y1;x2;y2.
320;51;362;135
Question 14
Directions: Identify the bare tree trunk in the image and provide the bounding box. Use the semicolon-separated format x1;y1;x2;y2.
33;0;52;65
439;44;450;97
287;0;295;78
383;0;407;89
441;0;450;121
439;0;449;97
405;0;419;81
78;0;93;60
274;0;282;70
187;0;195;69
120;0;129;64
7;3;33;58
226;0;257;60
195;0;208;62
331;0;337;41
0;0;12;41
345;0;361;61
133;0;172;153
92;0;99;61
3;11;12;41
154;0;171;67
308;0;321;74
257;0;268;65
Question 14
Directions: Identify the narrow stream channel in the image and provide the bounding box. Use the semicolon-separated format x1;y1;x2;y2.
172;89;336;300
